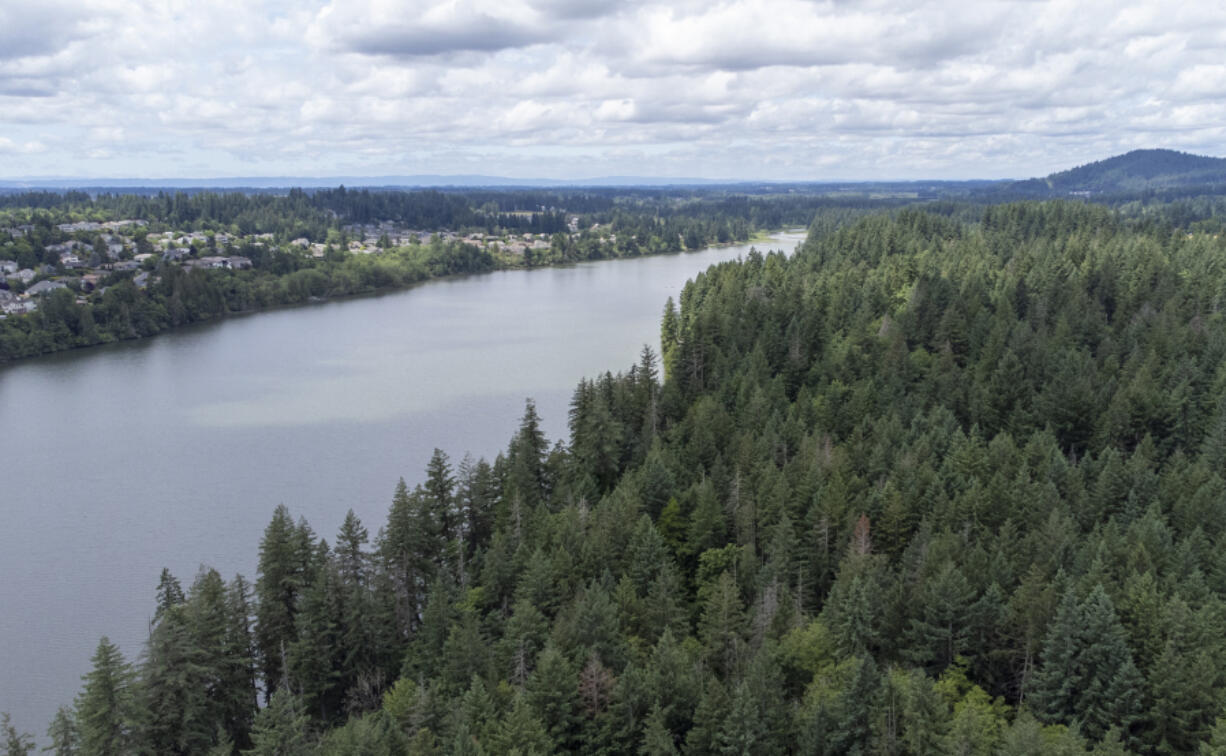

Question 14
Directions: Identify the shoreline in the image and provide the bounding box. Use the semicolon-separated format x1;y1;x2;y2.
0;229;803;369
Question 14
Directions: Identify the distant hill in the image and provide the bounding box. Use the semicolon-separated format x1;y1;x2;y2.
1005;149;1226;197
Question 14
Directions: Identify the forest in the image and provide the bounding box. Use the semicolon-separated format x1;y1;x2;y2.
0;187;856;239
6;199;1226;754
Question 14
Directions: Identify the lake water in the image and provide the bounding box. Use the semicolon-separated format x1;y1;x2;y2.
0;231;804;736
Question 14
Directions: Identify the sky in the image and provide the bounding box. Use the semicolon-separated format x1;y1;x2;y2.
1;0;1224;182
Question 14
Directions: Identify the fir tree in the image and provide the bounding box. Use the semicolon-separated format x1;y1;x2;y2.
1031;585;1146;743
44;706;79;756
75;637;139;756
243;689;310;756
1;713;34;756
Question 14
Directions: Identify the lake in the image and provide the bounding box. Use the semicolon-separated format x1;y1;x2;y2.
0;231;804;736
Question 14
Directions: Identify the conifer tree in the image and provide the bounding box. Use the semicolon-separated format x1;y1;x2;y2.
243;689;310;756
75;637;139;756
143;599;212;754
44;706;79;756
1031;585;1146;743
154;567;186;623
488;694;551;755
638;703;678;756
1;713;34;756
505;399;549;507
526;644;579;753
255;505;311;699
699;571;746;678
424;449;457;548
1202;717;1226;756
905;560;975;672
289;550;345;724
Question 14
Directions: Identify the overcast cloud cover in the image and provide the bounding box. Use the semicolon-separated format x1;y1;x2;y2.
1;0;1224;181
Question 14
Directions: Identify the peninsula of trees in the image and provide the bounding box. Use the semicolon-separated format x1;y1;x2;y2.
10;199;1226;754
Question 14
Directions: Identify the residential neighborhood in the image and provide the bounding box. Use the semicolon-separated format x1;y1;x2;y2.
0;213;594;318
0;220;261;317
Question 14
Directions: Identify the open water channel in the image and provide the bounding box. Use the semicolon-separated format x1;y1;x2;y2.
0;231;805;735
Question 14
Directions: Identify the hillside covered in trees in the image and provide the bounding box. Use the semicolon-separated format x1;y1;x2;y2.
1003;149;1226;198
11;201;1226;754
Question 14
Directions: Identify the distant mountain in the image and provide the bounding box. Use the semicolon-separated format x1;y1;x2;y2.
1005;149;1226;196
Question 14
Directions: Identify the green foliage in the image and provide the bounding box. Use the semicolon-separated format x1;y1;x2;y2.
75;637;140;756
243;689;310;756
1;713;34;756
44;706;79;756
50;200;1226;752
1030;585;1146;743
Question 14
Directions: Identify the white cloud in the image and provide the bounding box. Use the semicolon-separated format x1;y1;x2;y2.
311;0;556;57
1;0;1226;179
0;137;48;154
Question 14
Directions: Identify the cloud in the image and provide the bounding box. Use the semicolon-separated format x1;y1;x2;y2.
313;0;557;57
0;137;47;154
0;80;58;97
0;0;106;60
527;0;625;19
1;0;1226;180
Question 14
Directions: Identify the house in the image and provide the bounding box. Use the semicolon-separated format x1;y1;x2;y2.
80;274;102;291
110;261;141;272
195;256;232;269
60;253;84;269
133;272;150;289
10;269;35;284
26;280;68;296
0;260;17;275
102;219;145;230
46;241;84;256
56;221;102;233
2;298;37;315
227;256;253;270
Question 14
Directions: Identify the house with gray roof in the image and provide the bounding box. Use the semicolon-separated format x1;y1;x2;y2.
26;280;68;296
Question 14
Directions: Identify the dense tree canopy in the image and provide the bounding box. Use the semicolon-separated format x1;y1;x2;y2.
13;199;1226;753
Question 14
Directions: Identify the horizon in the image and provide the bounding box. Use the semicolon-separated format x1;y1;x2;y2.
5;147;1220;189
0;173;1016;188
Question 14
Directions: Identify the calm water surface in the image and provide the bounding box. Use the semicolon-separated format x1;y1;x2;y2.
0;232;803;734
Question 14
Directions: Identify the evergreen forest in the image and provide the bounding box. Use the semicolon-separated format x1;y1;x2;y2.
10;200;1226;754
